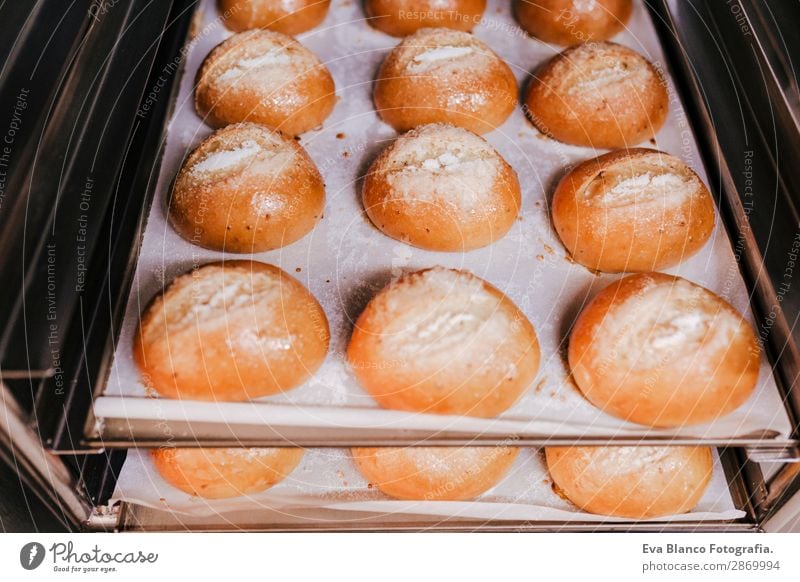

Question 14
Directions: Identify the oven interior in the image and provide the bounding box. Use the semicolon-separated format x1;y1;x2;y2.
0;0;798;532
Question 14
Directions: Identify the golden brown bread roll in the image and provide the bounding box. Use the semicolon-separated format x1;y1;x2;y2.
366;0;486;37
195;30;335;135
219;0;331;34
169;123;325;253
515;0;632;46
374;28;517;134
351;446;518;500
347;267;540;418
362;123;521;251
152;447;304;499
524;41;668;148
569;273;760;426
552;148;715;272
134;261;330;401
545;446;713;518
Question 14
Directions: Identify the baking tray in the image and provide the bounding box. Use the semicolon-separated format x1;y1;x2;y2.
84;0;798;452
110;447;745;526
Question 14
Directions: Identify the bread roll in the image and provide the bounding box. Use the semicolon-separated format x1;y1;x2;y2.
515;0;632;46
552;148;715;272
134;261;330;401
546;446;712;518
347;267;540;417
524;41;668;148
569;273;760;426
152;447;304;499
352;446;518;500
195;30;335;135
374;28;517;134
366;0;486;37
169;123;324;253
219;0;331;34
363;124;521;251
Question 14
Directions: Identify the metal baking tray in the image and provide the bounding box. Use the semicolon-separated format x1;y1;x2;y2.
60;0;799;455
90;447;760;532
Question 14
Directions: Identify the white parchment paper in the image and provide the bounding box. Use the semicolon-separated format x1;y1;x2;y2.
94;0;792;441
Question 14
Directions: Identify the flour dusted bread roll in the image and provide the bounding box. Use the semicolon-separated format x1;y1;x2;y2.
134;261;329;401
352;446;518;500
152;447;304;499
347;267;540;417
169;123;324;253
569;273;760;426
374;28;517;134
552;148;715;272
363;124;520;251
366;0;486;37
195;30;335;135
515;0;632;46
219;0;331;34
525;41;668;148
545;446;712;518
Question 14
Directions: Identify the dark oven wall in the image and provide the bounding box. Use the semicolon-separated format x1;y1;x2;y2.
0;0;198;520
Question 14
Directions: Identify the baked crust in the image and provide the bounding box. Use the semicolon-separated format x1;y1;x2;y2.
524;41;668;148
366;0;487;37
374;28;517;134
169;123;325;253
546;446;712;518
151;447;304;498
219;0;331;34
515;0;633;46
347;267;540;418
195;30;336;135
352;446;518;500
134;260;330;401
551;148;715;272
568;272;760;426
363;123;520;251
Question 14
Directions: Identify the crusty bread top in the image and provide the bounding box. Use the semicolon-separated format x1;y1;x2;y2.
549;446;711;481
139;261;284;345
374;123;502;211
552;446;710;482
389;28;501;76
179;123;299;187
578;150;701;210
160;447;295;463
199;29;324;92
591;274;749;370
546;445;712;517
356;446;507;477
366;267;520;368
541;41;663;103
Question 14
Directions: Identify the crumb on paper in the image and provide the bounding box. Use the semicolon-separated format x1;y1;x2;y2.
551;482;571;502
